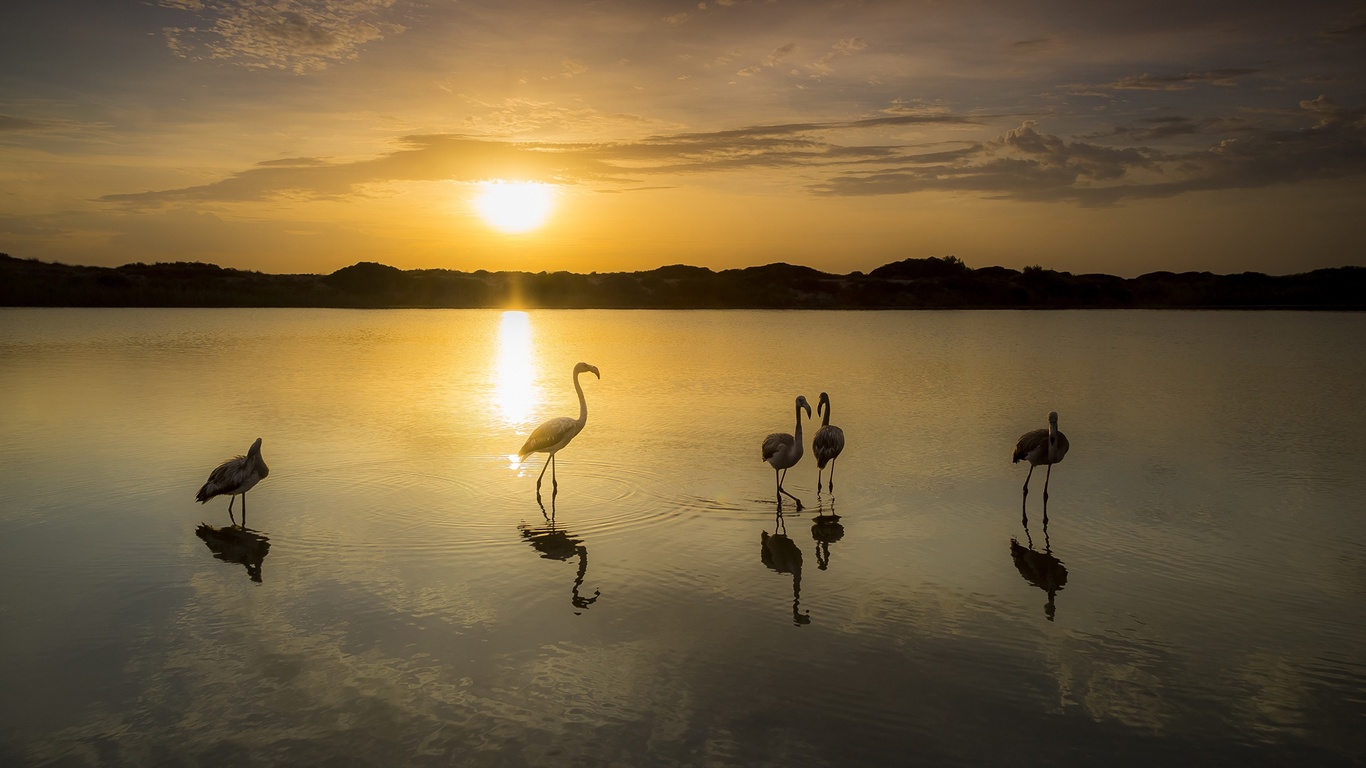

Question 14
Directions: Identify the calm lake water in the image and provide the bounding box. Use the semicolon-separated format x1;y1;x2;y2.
1;308;1364;766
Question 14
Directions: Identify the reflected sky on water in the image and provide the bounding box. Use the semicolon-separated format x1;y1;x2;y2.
1;308;1364;766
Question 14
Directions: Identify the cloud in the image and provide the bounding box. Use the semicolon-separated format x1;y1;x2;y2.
1298;94;1366;128
814;100;1366;205
1109;69;1260;91
0;115;56;132
832;38;867;55
0;214;68;236
1090;116;1255;142
1322;10;1366;38
447;98;661;138
764;43;797;67
160;0;405;73
96;100;1366;211
96;115;974;208
733;43;796;78
559;58;589;78
808;37;866;78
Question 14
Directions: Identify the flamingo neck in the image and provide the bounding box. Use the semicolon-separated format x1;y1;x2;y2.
820;401;831;427
574;370;588;426
794;404;805;437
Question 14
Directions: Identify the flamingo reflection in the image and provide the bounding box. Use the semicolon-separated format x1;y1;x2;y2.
195;523;270;583
762;395;811;510
761;510;810;626
1009;520;1068;621
518;500;600;613
810;501;845;571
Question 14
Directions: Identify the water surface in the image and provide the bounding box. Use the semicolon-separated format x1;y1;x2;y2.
1;308;1364;766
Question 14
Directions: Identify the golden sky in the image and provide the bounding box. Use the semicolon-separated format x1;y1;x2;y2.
1;0;1364;276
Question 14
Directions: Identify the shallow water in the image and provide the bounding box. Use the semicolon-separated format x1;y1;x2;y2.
1;308;1364;766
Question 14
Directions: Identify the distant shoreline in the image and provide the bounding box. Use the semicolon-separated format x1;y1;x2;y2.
3;254;1363;310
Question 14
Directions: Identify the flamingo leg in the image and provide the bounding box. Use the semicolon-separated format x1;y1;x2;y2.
551;454;558;491
227;495;237;526
1021;464;1035;526
775;466;801;506
536;454;552;487
1042;464;1052;525
241;491;247;529
828;460;836;495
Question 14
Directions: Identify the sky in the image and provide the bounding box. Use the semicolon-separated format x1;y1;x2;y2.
1;0;1364;277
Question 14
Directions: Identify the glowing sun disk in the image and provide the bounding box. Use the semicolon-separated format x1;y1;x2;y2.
474;181;556;233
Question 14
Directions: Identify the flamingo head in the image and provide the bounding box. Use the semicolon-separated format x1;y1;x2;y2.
796;395;812;419
574;362;600;379
249;437;263;455
817;392;830;417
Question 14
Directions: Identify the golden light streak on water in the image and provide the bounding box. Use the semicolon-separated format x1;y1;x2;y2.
493;311;539;444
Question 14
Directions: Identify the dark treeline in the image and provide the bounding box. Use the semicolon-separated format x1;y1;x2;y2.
2;252;1363;309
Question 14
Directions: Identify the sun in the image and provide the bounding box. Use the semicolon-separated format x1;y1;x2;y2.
473;180;556;234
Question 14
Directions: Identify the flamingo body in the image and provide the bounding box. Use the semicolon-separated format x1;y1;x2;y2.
1012;415;1069;468
519;416;583;460
195;437;269;526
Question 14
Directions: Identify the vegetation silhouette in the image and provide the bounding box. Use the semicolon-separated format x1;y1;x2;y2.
3;252;1363;309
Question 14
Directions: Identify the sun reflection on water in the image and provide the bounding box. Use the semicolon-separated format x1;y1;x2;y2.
494;310;539;439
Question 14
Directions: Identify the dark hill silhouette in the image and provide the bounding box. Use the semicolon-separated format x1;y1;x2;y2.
869;255;970;280
0;252;1361;309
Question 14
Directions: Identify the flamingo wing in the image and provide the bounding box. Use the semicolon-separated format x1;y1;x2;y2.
196;454;248;502
1012;428;1048;463
813;425;845;468
761;432;794;463
519;417;579;459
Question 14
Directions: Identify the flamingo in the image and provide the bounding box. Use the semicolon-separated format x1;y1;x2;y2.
762;395;811;508
519;362;600;496
195;437;270;527
812;392;845;495
1012;411;1070;523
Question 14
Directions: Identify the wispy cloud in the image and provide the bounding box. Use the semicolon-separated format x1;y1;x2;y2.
1108;69;1259;91
0;115;56;132
764;43;797;67
808;37;866;78
814;99;1366;205
160;0;405;73
96;115;972;207
88;98;1366;211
